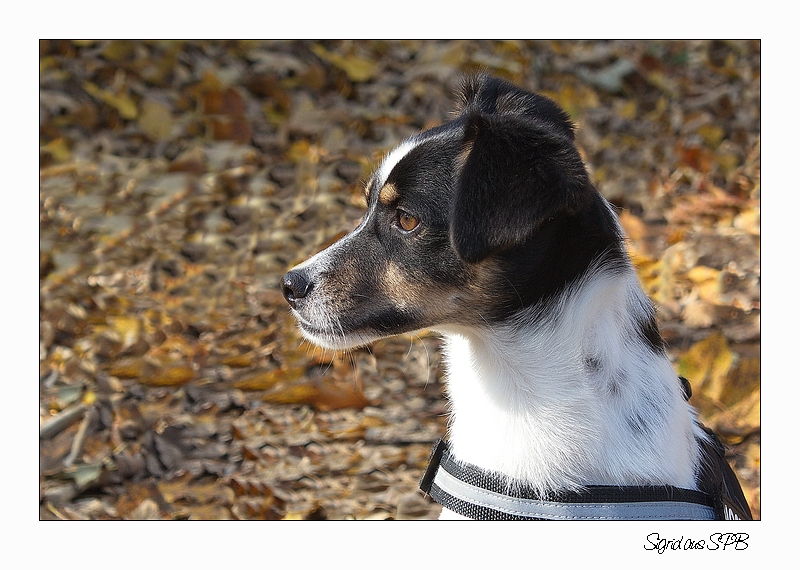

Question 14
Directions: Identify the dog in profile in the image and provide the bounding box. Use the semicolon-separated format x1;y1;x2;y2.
281;74;751;520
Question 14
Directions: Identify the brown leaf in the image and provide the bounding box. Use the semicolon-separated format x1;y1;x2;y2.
312;383;371;411
108;357;155;379
234;368;302;391
203;86;247;116
183;503;232;520
209;115;252;143
168;146;206;173
263;381;370;411
115;481;170;519
261;383;319;405
158;478;235;507
221;352;256;368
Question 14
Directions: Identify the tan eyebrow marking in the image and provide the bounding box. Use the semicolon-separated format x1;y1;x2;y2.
378;183;399;206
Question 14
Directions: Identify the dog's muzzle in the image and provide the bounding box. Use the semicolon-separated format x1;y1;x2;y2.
281;269;312;309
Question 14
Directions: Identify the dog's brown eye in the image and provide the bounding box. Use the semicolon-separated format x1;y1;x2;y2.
398;211;419;232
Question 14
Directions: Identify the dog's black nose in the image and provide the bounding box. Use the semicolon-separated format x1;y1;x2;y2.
281;270;312;308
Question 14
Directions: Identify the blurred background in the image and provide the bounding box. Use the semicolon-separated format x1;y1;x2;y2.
39;40;760;520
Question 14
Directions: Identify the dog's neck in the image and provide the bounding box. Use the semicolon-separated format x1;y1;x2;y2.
437;267;702;497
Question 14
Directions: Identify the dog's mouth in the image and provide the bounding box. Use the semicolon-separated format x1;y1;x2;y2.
291;311;380;351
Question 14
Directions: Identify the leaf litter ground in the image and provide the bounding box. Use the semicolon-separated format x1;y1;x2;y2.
39;40;760;520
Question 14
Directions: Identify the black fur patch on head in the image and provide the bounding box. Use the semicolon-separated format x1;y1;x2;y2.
450;74;596;264
455;74;576;141
480;192;625;321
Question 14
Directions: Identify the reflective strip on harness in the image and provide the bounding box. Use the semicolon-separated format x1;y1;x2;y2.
420;439;733;521
431;461;716;520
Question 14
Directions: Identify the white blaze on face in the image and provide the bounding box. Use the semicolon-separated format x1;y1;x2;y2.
375;138;421;189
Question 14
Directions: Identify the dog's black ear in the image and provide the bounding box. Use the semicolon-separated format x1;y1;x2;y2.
454;74;577;142
450;77;594;263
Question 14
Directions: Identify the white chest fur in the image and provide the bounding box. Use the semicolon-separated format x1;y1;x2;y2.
435;269;703;498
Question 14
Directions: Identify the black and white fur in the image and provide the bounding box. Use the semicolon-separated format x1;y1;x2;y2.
281;74;708;518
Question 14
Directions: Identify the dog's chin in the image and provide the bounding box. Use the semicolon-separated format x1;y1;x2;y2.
293;314;381;351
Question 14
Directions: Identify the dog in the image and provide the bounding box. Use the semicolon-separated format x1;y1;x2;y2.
281;74;751;520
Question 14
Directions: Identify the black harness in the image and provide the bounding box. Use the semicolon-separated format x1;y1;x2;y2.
420;377;752;521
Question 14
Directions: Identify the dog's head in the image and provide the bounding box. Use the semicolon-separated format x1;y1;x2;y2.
281;74;622;349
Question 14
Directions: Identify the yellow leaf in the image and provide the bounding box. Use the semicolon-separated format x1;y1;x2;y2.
158;335;195;356
697;123;725;149
686;266;722;303
629;250;671;303
310;44;379;83
138;99;174;141
686;265;720;283
734;206;760;235
677;332;736;404
677;334;760;437
109;316;140;347
721;387;760;435
41;138;71;163
110;92;138;120
83;82;138;120
140;365;195;386
83;80;101;99
718;356;760;429
101;40;135;61
619;100;637;120
541;84;599;118
715;152;740;176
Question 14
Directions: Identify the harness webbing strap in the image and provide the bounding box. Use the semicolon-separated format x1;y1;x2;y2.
420;439;736;521
696;426;753;521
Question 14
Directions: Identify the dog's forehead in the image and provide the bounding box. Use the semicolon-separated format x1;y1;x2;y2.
374;138;422;189
364;139;421;206
370;126;462;196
